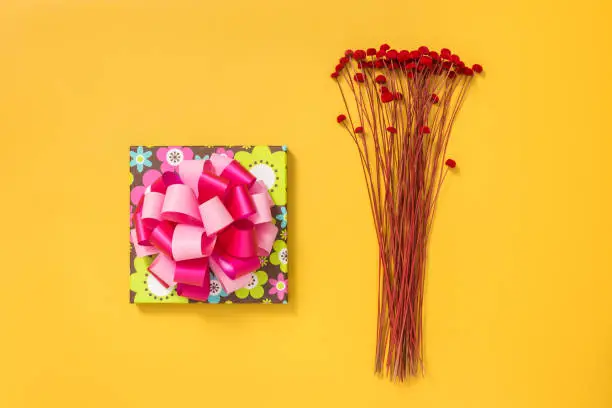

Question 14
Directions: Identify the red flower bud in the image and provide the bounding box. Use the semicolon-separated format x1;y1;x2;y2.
421;55;433;66
457;61;465;68
448;71;457;79
442;61;452;70
376;49;386;58
417;64;425;72
367;48;377;56
419;126;431;134
440;48;451;59
354;126;364;133
381;86;389;93
340;56;349;64
375;59;385;69
345;49;353;57
386;49;398;59
331;72;339;79
418;46;429;54
394;92;403;100
445;158;456;168
375;75;387;84
398;50;410;62
405;62;416;70
353;49;366;60
462;67;474;76
407;72;414;79
335;63;344;72
381;91;394;103
472;64;483;73
380;43;391;51
410;50;421;59
363;61;374;69
337;114;347;123
430;51;439;60
431;93;439;103
387;126;397;134
354;73;365;82
450;54;460;64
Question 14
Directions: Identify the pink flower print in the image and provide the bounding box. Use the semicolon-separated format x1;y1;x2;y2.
268;273;288;301
156;146;194;172
215;147;234;159
130;169;162;208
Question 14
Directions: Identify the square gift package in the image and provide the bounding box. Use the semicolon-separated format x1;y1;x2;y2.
129;145;288;304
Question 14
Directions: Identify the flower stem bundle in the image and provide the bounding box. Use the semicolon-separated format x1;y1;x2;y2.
331;44;482;381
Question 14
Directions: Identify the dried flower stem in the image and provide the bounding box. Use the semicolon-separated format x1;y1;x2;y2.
332;45;481;381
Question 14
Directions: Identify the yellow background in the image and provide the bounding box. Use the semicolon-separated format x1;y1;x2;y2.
1;1;611;407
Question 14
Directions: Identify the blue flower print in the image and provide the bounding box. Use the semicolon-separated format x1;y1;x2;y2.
275;206;287;228
208;273;227;304
130;146;152;173
195;154;210;160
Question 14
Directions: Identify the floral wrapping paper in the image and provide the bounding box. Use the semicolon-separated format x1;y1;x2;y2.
129;145;288;304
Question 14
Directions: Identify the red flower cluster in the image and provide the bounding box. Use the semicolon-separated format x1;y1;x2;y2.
375;75;387;84
419;126;431;134
331;44;483;81
332;44;482;111
381;87;394;103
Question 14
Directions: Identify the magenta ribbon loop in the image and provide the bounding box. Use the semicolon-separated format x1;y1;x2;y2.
175;258;209;287
130;153;278;301
148;221;176;259
218;220;257;258
198;172;230;203
226;185;256;220
212;253;261;280
221;161;256;187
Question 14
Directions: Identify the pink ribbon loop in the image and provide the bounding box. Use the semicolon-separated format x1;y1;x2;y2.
161;184;202;226
199;196;233;235
131;229;158;257
250;180;274;207
248;193;273;224
132;153;277;301
148;253;176;286
140;192;164;229
254;222;279;256
171;224;207;261
178;160;205;198
209;258;252;293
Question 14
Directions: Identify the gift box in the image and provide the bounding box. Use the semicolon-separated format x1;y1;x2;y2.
129;145;288;304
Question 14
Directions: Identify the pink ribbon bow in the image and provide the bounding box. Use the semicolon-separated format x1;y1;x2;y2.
130;154;278;301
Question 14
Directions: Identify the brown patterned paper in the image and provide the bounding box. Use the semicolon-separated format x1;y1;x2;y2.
129;145;288;304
